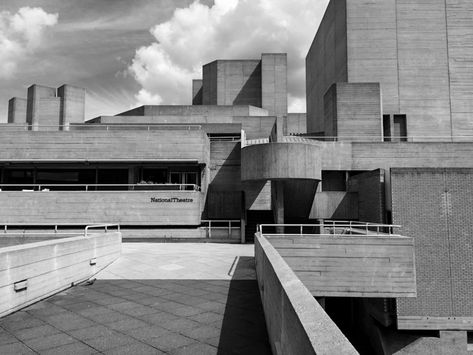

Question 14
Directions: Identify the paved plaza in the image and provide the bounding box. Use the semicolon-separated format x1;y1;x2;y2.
0;244;271;354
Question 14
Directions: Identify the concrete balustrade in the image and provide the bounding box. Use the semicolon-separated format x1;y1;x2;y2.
0;230;121;318
241;142;322;181
255;233;358;355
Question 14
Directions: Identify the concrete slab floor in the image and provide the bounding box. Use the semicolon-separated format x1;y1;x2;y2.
0;243;271;354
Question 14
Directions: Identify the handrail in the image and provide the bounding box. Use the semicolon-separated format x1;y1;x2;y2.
0;124;203;131
201;220;241;239
0;183;201;191
0;223;120;237
257;222;402;237
84;224;120;237
295;135;473;143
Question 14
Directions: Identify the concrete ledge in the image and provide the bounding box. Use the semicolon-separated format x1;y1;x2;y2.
0;231;121;318
255;233;358;355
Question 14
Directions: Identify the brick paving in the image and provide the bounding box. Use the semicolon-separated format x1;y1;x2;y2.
0;244;271;354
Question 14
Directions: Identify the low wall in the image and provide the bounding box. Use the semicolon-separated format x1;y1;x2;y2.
0;230;121;318
255;233;358;355
268;235;416;298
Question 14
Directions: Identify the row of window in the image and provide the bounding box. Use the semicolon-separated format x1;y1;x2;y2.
0;166;201;190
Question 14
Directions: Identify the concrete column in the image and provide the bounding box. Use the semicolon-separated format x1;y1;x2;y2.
261;53;287;120
272;181;285;234
26;85;57;131
8;98;27;124
57;85;85;129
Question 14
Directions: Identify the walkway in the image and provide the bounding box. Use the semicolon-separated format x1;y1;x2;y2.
0;243;271;354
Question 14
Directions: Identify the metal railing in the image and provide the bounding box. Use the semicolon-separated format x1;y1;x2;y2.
0;124;203;131
209;136;241;142
0;183;201;192
257;221;402;237
201;220;241;239
295;135;473;143
84;224;120;237
0;223;120;237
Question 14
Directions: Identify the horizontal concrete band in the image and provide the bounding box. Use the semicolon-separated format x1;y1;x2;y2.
241;142;322;181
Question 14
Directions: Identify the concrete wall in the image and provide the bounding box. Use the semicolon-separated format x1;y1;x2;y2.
0;191;202;225
205;141;241;219
447;0;473;139
26;85;57;130
324;83;383;141
0;231;121;318
117;105;268;118
306;0;348;133
0;130;210;163
57;85;85;127
307;0;473;139
93;114;276;140
285;113;307;135
255;233;358;355
7;98;27;124
317;142;473;172
261;54;287;119
310;191;358;219
241;142;322;181
202;60;262;107
392;168;473;330
192;79;203;105
348;169;385;223
268;235;416;298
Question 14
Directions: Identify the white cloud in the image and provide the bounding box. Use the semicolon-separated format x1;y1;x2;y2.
0;7;58;78
129;0;329;112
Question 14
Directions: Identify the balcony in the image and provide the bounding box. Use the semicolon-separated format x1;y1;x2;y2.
256;222;416;298
0;184;203;226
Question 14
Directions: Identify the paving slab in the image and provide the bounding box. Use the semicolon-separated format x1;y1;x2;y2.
0;243;271;354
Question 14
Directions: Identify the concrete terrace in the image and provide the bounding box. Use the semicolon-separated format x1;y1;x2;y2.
0;244;271;355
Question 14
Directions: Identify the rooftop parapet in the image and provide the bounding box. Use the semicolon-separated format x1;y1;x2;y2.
257;222;417;298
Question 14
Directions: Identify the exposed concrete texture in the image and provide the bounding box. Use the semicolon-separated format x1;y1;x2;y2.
310;191;359;219
92;114;276;140
255;233;358;355
347;169;386;223
26;85;57;130
324;82;383;141
307;0;473;139
0;190;202;225
267;235;416;298
0;231;121;318
241;142;322;181
118;105;268;118
285;113;307;135
7;98;27;124
306;0;348;134
0;129;210;163
192;79;203;105
261;54;287;119
203;60;262;107
57;85;85;128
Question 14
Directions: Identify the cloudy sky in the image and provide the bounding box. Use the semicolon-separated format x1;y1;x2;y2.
0;0;329;122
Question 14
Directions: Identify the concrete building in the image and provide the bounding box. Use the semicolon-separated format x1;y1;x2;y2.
1;1;473;352
306;0;473;141
8;84;85;130
305;0;473;353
